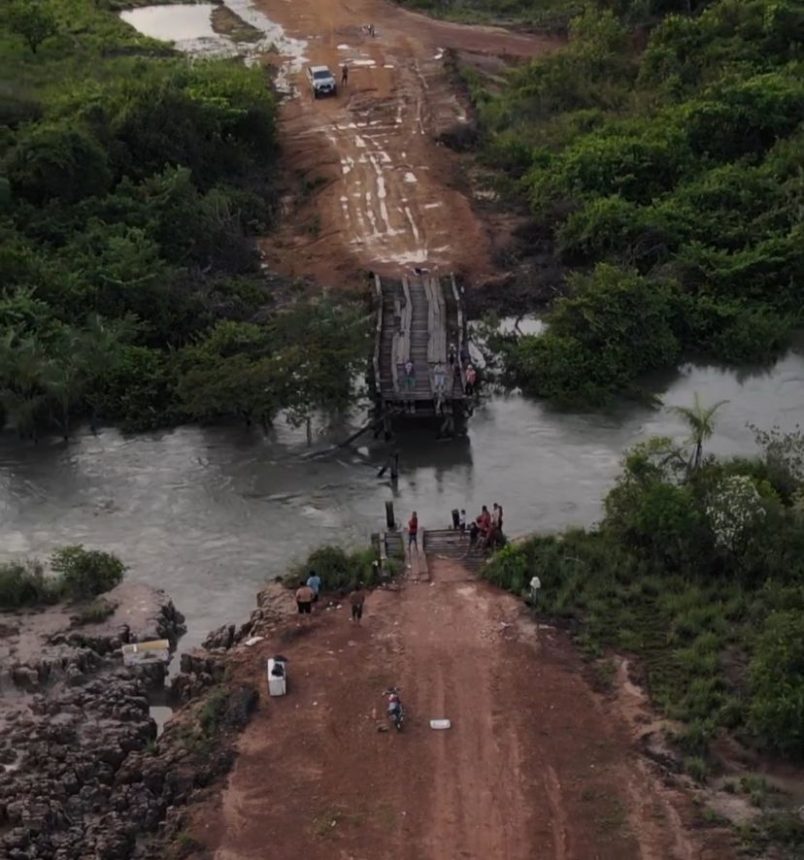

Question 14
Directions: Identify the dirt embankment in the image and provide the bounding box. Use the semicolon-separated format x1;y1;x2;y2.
255;0;561;291
185;559;736;859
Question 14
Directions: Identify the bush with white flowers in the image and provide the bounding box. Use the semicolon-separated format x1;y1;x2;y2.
705;475;766;553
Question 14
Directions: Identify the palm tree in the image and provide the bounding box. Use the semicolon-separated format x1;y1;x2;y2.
670;392;729;472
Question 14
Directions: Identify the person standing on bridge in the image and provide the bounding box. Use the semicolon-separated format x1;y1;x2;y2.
433;362;447;394
464;363;477;396
403;359;416;412
492;503;503;533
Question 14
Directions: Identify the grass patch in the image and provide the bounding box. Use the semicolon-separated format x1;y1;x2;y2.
71;597;118;625
484;426;804;778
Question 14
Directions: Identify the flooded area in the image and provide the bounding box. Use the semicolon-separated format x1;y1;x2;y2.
120;4;238;56
1;350;803;654
120;1;307;89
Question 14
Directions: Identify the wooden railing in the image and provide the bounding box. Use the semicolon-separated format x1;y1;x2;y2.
391;277;412;394
450;273;466;394
372;273;383;397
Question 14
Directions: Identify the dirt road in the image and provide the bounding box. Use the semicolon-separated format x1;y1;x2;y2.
191;558;734;859
255;0;559;286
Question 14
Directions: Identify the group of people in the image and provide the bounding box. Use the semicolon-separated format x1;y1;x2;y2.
295;572;367;623
458;503;504;551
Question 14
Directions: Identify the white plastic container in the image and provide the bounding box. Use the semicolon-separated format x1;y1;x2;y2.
267;658;287;696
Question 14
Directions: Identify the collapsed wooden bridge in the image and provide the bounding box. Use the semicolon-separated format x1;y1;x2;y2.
371;270;472;436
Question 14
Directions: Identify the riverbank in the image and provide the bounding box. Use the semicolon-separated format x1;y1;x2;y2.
0;583;189;858
173;557;736;858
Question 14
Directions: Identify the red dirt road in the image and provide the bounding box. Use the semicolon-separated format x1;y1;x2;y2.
190;558;735;859
255;0;560;287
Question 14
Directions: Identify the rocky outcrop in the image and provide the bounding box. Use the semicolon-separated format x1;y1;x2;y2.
170;653;227;703
0;672;258;860
1;583;186;695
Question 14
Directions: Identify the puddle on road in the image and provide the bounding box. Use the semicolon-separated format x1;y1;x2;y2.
120;1;308;94
120;3;236;56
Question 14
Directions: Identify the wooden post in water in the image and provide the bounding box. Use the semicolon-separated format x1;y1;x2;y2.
385;501;396;530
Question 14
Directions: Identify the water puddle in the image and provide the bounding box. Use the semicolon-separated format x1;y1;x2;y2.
120;4;236;56
120;1;308;94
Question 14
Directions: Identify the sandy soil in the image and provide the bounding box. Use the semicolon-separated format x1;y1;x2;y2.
189;558;735;859
255;0;560;287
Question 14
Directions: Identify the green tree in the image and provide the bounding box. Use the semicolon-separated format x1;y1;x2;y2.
0;329;49;440
670;393;729;472
7;0;58;54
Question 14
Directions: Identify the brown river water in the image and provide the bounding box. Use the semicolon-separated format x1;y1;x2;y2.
1;351;803;654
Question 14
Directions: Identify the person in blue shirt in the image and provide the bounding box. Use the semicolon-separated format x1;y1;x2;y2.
306;571;322;605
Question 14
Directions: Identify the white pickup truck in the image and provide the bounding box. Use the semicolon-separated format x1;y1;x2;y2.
307;65;337;99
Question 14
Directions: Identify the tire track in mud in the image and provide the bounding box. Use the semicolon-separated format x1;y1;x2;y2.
255;0;560;284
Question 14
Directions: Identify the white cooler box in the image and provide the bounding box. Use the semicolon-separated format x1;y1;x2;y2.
267;657;287;696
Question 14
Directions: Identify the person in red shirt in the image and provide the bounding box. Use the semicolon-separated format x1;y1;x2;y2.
408;511;418;552
477;505;491;536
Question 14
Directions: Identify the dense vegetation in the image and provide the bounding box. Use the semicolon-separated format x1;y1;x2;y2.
485;409;804;769
398;0;715;30
1;0;367;438
460;0;803;404
0;544;125;608
290;543;400;592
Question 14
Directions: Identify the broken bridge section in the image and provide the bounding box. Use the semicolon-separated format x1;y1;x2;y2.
371;270;472;435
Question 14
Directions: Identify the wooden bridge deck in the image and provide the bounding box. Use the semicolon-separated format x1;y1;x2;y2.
373;271;469;422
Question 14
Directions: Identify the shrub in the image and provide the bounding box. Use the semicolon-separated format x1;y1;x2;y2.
72;597;117;625
293;544;382;592
50;545;125;601
0;559;57;609
748;611;804;756
683;755;710;783
199;687;230;737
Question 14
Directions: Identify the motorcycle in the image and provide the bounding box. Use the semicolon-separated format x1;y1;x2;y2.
384;687;405;731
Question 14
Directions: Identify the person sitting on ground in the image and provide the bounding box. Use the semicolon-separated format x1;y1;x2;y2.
349;583;366;622
306;570;321;605
295;581;314;620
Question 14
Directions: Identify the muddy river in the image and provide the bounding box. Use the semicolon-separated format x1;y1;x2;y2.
1;351;803;653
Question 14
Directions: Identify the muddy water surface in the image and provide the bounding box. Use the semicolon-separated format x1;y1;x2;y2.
1;352;803;654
